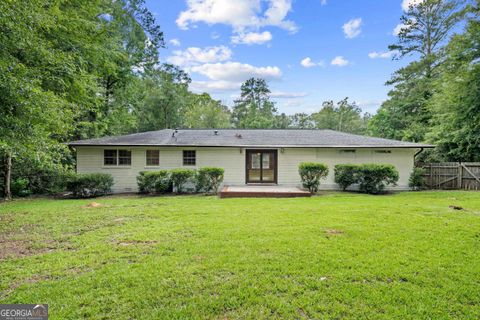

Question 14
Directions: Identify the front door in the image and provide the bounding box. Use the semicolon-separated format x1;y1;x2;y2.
246;150;278;184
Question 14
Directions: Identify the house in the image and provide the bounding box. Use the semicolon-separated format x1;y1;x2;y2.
68;129;433;193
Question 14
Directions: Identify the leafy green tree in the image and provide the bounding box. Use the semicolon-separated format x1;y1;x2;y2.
311;98;367;134
370;0;469;142
289;113;314;129
0;0;164;199
137;65;191;131
183;93;231;128
428;6;480;161
232;78;279;128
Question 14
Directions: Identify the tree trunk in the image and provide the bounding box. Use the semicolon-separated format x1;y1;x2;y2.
3;152;12;201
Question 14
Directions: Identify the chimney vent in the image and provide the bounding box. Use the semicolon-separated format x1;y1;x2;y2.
214;130;218;135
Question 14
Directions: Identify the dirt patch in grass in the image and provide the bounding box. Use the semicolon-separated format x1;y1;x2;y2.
449;205;464;211
0;238;73;260
116;240;158;246
325;229;344;235
83;202;104;209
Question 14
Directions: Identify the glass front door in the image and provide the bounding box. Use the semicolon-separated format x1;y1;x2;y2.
246;150;277;184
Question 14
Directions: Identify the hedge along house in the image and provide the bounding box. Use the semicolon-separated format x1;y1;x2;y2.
68;129;433;193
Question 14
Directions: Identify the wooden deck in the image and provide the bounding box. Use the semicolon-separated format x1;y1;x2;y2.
220;185;311;198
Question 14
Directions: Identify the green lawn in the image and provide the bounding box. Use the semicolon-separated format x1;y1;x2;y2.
1;192;479;319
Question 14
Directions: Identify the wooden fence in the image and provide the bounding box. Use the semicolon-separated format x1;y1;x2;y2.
419;162;480;190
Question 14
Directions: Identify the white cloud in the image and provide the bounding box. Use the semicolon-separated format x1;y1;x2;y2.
166;46;232;67
270;91;307;98
402;0;423;11
368;51;396;59
169;38;181;47
300;57;324;68
300;57;315;68
320;0;327;5
331;56;349;67
190;62;282;82
231;31;272;45
190;80;241;93
176;0;298;33
343;18;362;39
393;23;408;36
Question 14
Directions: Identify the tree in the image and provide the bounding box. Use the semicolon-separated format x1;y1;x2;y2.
311;98;367;134
183;93;231;129
137;65;191;131
232;78;279;128
289;113;314;129
370;0;469;142
428;5;480;161
0;0;164;199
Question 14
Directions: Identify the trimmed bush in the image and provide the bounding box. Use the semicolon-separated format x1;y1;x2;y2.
334;164;360;191
357;164;399;194
196;167;225;193
137;170;171;194
66;173;114;198
298;162;329;193
170;169;195;193
409;167;426;191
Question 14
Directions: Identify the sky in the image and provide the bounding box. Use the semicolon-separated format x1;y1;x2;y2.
145;0;420;115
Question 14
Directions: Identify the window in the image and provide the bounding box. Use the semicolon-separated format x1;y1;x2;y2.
339;150;356;154
183;150;196;166
375;150;392;154
118;150;131;165
104;150;117;166
104;149;131;166
146;150;160;166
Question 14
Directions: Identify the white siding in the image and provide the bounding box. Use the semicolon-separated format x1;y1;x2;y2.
75;146;417;193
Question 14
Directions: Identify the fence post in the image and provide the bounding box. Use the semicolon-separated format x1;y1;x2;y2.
429;163;433;189
457;162;462;189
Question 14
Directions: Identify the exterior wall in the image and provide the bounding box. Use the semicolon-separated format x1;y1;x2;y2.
75;146;417;193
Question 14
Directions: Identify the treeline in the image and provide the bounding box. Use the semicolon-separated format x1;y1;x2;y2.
368;0;479;162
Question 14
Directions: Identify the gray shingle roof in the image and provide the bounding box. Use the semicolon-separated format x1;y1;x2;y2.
68;129;434;148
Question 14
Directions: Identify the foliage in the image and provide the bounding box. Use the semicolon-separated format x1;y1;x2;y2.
369;0;470;144
311;98;370;134
183;94;231;129
232;78;279;128
409;167;427;190
427;11;480;161
357;164;399;194
195;167;225;193
298;162;329;193
137;170;171;194
11;178;31;197
169;169;195;193
66;173;114;198
334;164;360;191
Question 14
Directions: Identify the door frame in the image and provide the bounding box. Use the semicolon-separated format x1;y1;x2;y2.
245;149;278;184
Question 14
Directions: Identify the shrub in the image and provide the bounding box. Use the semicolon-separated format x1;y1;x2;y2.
66;173;114;198
298;162;329;193
334;164;360;191
170;169;195;193
137;170;171;194
409;167;426;191
11;178;32;197
357;164;399;194
196;167;225;193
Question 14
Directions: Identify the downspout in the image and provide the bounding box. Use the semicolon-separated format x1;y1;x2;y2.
414;148;424;163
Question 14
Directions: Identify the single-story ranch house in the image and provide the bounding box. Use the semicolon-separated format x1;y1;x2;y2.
68;129;433;193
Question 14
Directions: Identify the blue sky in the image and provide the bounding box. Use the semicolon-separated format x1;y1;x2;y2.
145;0;419;115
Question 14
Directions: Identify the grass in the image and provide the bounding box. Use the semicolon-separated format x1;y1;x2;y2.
0;191;480;319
